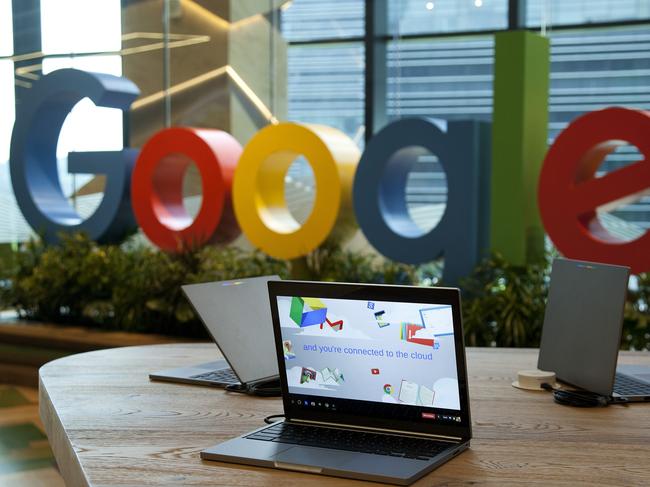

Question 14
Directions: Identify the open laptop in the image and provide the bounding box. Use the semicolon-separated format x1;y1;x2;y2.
538;258;650;402
149;275;280;388
201;281;472;485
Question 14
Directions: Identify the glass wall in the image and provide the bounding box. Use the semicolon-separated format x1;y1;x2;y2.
379;2;650;239
0;0;649;245
281;0;364;41
287;43;365;143
0;0;17;242
388;0;507;35
527;0;650;27
0;1;12;57
282;0;365;143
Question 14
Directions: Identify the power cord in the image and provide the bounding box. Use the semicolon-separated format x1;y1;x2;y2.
264;414;285;424
224;378;282;397
540;382;611;407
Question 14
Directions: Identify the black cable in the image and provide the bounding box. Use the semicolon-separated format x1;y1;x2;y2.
541;382;611;407
224;378;282;397
264;414;285;424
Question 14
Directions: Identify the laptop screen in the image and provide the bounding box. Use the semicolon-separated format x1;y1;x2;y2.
276;294;464;426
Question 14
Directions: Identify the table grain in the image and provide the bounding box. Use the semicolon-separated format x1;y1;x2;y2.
39;344;650;486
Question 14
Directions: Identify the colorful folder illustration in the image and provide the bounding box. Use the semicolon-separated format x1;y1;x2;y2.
290;296;328;327
399;323;435;347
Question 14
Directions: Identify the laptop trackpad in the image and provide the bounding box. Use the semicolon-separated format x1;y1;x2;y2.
274;446;353;470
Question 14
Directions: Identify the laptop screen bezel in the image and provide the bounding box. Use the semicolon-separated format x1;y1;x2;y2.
268;280;472;440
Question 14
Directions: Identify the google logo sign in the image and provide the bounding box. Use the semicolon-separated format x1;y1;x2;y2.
9;67;650;283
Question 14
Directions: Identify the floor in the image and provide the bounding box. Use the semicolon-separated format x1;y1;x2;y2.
0;385;65;487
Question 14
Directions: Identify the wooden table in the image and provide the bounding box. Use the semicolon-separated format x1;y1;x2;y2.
39;344;650;486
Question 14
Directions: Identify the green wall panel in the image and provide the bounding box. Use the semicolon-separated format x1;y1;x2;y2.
491;30;550;264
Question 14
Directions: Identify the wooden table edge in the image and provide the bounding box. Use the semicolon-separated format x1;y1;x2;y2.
40;374;91;487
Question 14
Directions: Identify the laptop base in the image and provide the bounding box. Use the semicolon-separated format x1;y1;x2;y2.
201;421;468;486
149;359;241;387
613;365;650;402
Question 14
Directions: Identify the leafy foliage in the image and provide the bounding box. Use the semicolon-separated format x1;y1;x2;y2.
460;253;550;347
300;245;426;285
622;273;650;350
0;234;290;337
1;235;648;350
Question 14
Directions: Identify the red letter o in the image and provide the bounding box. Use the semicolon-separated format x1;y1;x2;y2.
131;127;241;251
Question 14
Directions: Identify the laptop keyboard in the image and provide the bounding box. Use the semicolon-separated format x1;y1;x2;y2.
190;368;240;385
245;422;453;461
614;373;650;396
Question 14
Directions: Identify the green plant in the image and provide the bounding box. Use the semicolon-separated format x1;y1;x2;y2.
0;233;290;337
623;273;650;350
301;245;423;285
460;253;551;347
2;234;648;350
0;243;17;279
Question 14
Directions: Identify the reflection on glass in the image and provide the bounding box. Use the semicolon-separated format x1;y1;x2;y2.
0;59;14;165
388;0;507;35
284;156;315;226
0;56;25;244
288;43;364;144
387;37;494;121
0;0;12;56
527;0;650;27
281;0;364;41
40;0;121;54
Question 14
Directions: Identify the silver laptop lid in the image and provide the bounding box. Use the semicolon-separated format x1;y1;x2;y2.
538;258;630;396
268;281;471;440
182;276;280;384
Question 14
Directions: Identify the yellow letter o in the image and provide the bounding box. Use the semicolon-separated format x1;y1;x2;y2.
233;122;359;259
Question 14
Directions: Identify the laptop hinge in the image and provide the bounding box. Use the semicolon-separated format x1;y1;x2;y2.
288;418;463;442
245;375;280;386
